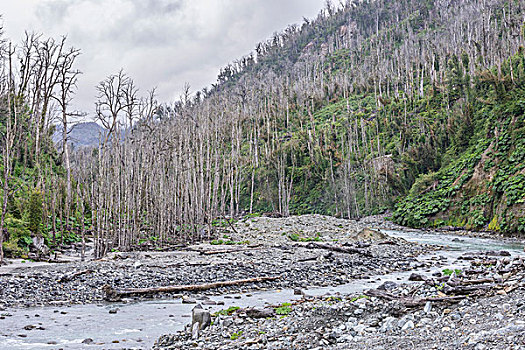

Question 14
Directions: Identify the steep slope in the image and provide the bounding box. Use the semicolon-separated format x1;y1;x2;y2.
76;0;525;253
393;51;525;233
204;0;525;222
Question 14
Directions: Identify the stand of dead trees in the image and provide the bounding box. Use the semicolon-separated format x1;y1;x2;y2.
70;0;524;256
0;28;83;262
2;0;524;260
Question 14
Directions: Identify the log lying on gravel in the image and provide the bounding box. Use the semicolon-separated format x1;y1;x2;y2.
365;289;466;308
102;276;280;301
367;256;525;314
446;278;494;287
58;269;93;283
199;245;263;256
300;242;373;257
442;284;494;295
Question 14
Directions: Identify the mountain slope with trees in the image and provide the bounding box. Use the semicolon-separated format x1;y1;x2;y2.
1;0;524;260
74;0;525;257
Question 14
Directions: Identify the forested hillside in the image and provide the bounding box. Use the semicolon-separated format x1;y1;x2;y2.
0;32;86;261
1;0;524;260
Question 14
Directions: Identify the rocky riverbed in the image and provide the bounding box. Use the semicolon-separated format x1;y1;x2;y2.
155;254;525;350
1;214;524;349
0;215;433;309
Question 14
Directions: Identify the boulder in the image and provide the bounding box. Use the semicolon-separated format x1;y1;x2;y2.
191;304;211;332
352;228;388;241
245;308;275;319
31;236;49;256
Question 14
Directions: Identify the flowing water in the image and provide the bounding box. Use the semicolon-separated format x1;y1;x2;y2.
1;229;524;349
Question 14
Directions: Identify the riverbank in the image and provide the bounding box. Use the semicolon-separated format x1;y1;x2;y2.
1;214;524;349
0;215;434;309
155;253;525;350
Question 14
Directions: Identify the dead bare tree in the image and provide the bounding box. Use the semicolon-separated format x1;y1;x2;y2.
0;40;16;263
51;44;82;244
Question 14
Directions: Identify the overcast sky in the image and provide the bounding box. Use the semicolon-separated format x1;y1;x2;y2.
0;0;325;115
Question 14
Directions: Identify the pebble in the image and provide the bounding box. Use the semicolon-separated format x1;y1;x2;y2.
401;320;414;331
0;215;432;311
424;301;432;314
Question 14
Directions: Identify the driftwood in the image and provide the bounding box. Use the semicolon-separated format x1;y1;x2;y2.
301;242;373;257
446;278;494;287
378;240;398;246
102;276;280;301
365;289;466;307
59;269;93;283
200;245;263;256
146;262;212;269
367;256;525;313
442;284;494;295
297;256;319;263
47;259;76;264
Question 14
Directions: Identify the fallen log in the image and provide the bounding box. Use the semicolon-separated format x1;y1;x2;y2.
378;240;398;246
145;262;212;269
59;269;93;283
200;245;263;256
47;259;76;264
446;278;494;287
365;289;466;307
297;256;318;263
102;276;280;301
442;284;494;295
300;242;373;257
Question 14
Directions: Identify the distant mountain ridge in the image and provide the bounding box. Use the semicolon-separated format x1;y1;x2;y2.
53;122;105;148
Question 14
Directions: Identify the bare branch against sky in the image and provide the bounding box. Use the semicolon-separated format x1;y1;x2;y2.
0;0;325;115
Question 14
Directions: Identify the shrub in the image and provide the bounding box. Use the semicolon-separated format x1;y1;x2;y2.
28;189;43;235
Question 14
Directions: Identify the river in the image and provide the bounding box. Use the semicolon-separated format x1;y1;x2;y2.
1;229;523;349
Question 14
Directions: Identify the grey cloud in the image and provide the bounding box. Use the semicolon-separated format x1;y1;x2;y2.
135;0;184;15
6;0;326;113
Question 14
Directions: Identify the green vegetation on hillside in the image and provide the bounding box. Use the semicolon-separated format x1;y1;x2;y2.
393;51;525;233
2;0;525;261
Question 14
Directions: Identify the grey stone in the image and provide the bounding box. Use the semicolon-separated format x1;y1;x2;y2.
377;281;397;290
182;297;197;304
401;320;414;331
424;301;432;314
191;322;200;340
246;308;274;319
408;273;426;281
397;314;414;328
380;317;397;332
354;308;364;315
353;324;367;334
192;304;211;332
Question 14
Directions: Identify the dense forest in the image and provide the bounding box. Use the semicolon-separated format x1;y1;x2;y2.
0;0;524;261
